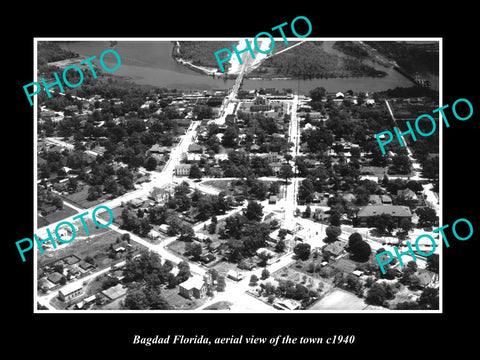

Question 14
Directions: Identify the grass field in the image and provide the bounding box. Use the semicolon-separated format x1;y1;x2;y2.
38;225;120;268
200;180;232;191
62;187;109;209
39;204;78;225
308;288;367;310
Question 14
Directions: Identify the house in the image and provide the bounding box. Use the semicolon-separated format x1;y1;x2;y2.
368;195;382;205
130;198;144;208
149;186;173;204
113;246;126;253
64;255;80;266
265;152;280;163
270;162;282;174
356;205;412;226
148;144;170;155
179;275;207;299
397;188;419;203
269;195;278;204
323;241;346;257
175;164;192;176
188;143;203;153
58;282;83;302
273;299;301;310
199;253;215;264
102;283;127;301
256;248;276;258
352;270;364;277
158;224;170;234
381;195;392;204
238;259;256;270
148;229;161;240
78;261;94;271
418;269;436;288
313;208;329;221
75;295;96;309
227;270;244;281
250;144;260;153
47;272;64;285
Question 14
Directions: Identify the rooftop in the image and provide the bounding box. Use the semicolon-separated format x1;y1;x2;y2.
357;205;412;218
179;275;205;291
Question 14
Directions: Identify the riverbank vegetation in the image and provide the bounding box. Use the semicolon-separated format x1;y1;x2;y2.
174;41;234;72
249;41;387;79
365;41;439;75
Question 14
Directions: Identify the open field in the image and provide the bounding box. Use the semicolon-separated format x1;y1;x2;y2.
308;288;367;310
39;203;78;225
61;186;109;209
38;224;121;268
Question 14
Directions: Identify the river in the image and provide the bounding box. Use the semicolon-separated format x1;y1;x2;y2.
56;40;422;93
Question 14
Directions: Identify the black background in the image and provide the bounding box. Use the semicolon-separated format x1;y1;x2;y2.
5;3;478;356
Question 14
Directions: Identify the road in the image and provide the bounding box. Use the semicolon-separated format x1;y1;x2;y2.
284;94;300;224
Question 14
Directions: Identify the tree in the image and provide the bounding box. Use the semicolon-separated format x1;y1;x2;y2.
419;287;439;309
325;226;342;243
391;154;411;175
366;283;387;306
176;261;191;284
407;260;418;272
188;164;202;179
346;274;363;296
348;232;363;248
399;218;413;233
244;201;263;222
261;268;270;280
249;274;259;286
208;221;216;234
185;242;202;261
293;243;311;260
279;163;294;182
310;87;326;102
123;288;148;310
367;214;396;235
144;156;157;171
298;178;315;203
426;254;439;273
67;177;78;193
52;196;63;210
145;287;172;310
216;275;226;292
275;239;286;253
208;268;219;282
103;176;118;195
416;207;437;227
222;126;238;147
177;224;195;242
54;264;63;274
304;205;312;218
87;185;103;200
102;277;119;290
349;240;371;262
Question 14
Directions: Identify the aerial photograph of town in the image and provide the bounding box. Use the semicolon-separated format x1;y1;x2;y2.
34;38;440;312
